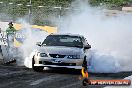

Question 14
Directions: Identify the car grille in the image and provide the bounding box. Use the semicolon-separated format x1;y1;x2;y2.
49;54;65;58
43;61;76;66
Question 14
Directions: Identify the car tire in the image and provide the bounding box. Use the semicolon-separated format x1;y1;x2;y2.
82;78;87;86
32;56;44;72
82;78;91;86
82;56;87;67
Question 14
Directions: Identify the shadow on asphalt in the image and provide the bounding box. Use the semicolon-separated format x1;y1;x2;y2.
43;68;81;75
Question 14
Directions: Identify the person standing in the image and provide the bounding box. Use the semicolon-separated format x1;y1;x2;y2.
6;22;16;34
5;22;17;63
6;22;17;47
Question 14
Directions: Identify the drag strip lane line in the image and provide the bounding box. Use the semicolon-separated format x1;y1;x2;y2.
30;75;62;86
60;81;81;88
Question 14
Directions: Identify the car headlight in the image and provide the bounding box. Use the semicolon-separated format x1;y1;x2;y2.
37;52;48;57
67;55;80;59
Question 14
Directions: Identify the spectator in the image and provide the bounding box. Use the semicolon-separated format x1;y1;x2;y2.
6;22;16;34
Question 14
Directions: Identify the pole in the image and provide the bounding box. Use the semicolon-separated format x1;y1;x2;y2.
28;0;32;24
59;6;62;19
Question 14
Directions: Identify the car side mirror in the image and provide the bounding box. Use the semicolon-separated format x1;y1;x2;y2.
36;42;42;46
84;45;91;49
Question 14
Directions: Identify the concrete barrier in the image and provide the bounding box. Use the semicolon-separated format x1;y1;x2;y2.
122;7;132;12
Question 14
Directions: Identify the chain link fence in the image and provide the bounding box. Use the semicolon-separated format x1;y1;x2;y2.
0;1;72;27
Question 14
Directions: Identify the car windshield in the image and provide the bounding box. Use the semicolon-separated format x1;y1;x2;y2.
42;35;83;48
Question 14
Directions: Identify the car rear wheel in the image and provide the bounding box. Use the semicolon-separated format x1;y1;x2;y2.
32;56;44;72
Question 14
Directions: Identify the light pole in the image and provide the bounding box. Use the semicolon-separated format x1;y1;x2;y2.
0;2;3;13
53;6;62;30
53;6;62;19
28;0;32;24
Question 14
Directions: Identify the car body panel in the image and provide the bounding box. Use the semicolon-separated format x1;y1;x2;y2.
34;64;82;69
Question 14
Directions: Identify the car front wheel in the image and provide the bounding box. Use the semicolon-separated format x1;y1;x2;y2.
32;57;44;72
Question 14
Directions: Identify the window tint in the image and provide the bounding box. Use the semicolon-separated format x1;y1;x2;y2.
42;35;83;48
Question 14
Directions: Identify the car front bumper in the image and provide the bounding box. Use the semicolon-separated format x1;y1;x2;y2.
34;64;82;69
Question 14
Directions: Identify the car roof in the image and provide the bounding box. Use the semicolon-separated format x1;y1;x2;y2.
50;33;84;38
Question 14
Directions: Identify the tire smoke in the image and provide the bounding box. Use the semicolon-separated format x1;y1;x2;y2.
59;0;132;73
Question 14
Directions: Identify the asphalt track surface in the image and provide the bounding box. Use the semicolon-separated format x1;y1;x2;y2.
0;61;132;88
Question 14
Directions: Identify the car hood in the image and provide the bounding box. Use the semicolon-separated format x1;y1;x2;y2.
37;46;83;55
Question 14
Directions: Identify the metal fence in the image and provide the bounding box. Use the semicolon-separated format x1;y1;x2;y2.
0;1;71;27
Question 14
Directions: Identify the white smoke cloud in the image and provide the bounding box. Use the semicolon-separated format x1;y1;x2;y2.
16;20;48;68
59;0;132;73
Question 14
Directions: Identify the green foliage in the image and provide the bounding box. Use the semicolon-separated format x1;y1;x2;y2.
88;0;131;7
88;0;101;6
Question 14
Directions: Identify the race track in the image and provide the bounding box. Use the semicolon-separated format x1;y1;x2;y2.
0;61;132;88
